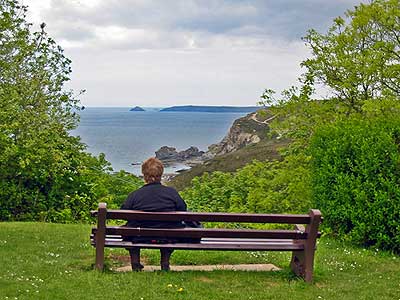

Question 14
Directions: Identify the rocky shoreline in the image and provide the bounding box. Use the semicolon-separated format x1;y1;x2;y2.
128;109;271;181
155;146;207;164
154;146;207;182
152;110;271;181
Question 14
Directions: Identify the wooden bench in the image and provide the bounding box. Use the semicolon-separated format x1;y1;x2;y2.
90;203;322;282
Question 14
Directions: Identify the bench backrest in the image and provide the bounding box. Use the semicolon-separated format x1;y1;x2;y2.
91;203;322;240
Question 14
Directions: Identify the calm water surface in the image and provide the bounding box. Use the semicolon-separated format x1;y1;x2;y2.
72;107;245;175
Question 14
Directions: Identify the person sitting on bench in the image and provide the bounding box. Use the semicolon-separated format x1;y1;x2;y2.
121;157;189;271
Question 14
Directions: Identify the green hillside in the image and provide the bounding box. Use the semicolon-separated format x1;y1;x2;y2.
168;138;290;191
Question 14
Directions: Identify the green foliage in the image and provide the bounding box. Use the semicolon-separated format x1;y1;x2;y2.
310;113;400;253
182;171;233;212
182;2;400;253
0;0;143;222
182;158;312;216
255;0;400;253
169;138;289;191
302;0;400;111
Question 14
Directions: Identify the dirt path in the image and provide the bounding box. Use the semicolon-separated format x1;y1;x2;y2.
250;112;275;124
115;263;281;272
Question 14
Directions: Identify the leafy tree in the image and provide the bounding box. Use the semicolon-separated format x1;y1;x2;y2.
0;0;143;222
260;0;400;143
302;0;400;112
259;0;400;183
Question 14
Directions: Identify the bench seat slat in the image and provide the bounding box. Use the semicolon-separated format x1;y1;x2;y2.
201;238;295;242
90;234;299;243
99;240;305;251
90;210;311;224
90;237;304;249
104;227;307;239
91;229;321;238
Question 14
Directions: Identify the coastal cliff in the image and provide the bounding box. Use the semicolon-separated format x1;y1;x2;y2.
155;110;272;167
167;109;289;190
207;110;273;156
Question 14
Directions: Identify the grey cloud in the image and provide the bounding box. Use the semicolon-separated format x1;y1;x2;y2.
52;22;95;41
26;0;368;107
36;0;367;47
100;29;190;50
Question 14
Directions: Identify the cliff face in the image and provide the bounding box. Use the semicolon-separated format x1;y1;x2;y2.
168;108;288;190
207;109;272;156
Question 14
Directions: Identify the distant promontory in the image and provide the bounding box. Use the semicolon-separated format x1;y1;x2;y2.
129;106;145;111
159;105;261;113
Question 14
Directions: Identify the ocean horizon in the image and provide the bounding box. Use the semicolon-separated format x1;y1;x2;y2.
72;107;247;175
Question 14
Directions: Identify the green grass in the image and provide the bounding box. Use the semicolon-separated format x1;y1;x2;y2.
0;222;399;300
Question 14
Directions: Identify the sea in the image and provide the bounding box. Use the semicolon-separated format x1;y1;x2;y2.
72;107;246;175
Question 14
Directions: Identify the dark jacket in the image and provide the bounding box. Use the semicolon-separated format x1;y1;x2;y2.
121;182;187;228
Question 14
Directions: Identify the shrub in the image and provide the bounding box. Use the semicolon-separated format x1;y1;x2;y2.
310;115;400;252
182;158;312;215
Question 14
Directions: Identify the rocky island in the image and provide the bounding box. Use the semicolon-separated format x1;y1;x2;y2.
129;106;145;111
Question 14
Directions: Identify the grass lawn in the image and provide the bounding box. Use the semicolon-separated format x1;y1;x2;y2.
0;222;399;300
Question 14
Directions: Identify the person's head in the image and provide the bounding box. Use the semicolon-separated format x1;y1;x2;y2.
142;157;164;184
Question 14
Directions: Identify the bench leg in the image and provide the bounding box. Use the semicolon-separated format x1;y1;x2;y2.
290;249;315;282
95;241;105;271
95;203;107;271
290;250;305;278
160;249;173;271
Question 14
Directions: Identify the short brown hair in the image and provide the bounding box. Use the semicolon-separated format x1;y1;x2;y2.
142;157;164;183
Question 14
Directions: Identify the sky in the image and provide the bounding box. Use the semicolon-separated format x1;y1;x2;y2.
26;0;364;107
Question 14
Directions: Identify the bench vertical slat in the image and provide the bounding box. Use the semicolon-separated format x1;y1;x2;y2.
290;209;322;282
95;203;107;271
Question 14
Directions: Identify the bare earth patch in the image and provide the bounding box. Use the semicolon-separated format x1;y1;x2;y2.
195;276;214;283
108;254;150;265
115;263;281;272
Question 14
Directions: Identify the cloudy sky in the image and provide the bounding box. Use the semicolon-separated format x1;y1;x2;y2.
26;0;364;107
